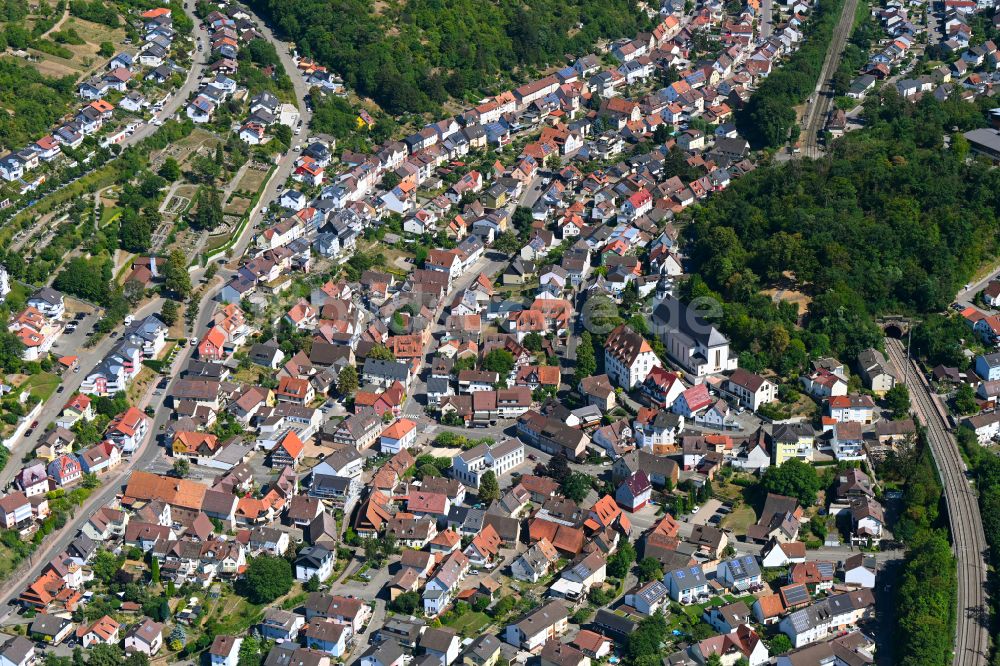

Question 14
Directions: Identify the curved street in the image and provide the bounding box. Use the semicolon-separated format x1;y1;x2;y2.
0;3;309;613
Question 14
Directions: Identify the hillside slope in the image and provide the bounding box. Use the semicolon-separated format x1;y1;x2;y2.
249;0;651;114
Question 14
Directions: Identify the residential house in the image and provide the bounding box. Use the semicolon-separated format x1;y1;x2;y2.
504;602;569;653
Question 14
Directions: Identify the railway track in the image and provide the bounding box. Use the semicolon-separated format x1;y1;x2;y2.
885;338;990;665
799;0;860;158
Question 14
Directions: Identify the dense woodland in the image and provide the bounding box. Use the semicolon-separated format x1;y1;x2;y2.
0;58;76;152
248;0;652;114
683;92;1000;373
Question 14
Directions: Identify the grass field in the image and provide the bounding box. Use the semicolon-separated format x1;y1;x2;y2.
127;367;156;404
18;372;61;402
234;166;270;194
30;18;126;80
225;196;252;216
101;205;122;227
445;611;491;637
722;504;757;534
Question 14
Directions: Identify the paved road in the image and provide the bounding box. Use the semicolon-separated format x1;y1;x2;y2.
0;0;315;613
760;0;774;40
138;12;211;139
401;252;508;420
956;267;1000;309
885;338;990;666
4;3;208;247
0;297;167;491
798;0;861;158
0;189;264;612
226;4;314;239
0;293;203;613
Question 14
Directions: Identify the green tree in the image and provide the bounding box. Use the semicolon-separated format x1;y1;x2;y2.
607;541;636;578
88;645;124;666
272;123;292;147
124;654;150;666
547;454;571;483
884;384;911;419
574;330;596;385
418;463;441;479
954;382;979;415
389;591;421;614
304;575;320;592
237;635;262;666
482;349;515;378
492;232;521;255
523;332;543;352
163;249;192;300
91;550;122;584
768;634;792;656
761;459;822;505
118;210;152;253
380;172;401;191
478;470;500;503
368;344;394;361
158;157;181;181
338;366;359;397
0;330;26;373
160;299;179;326
172;458;190;478
561;472;591;503
625;610;667;665
191;188;224;231
637;557;663;582
239;555;293;604
98;41;114;57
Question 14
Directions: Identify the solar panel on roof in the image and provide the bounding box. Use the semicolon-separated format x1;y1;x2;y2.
790;609;810;632
675;569;685;579
782;584;809;606
690;566;700;575
816;562;835;578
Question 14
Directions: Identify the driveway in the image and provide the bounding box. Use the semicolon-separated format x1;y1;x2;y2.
687;498;723;526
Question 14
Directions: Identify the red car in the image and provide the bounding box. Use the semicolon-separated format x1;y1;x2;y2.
30;421;39;428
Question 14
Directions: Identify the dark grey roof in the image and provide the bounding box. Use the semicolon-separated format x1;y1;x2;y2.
363;358;410;381
651;295;729;347
0;637;35;665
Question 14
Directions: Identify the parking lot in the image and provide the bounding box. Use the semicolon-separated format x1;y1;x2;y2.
688;498;723;526
49;310;98;358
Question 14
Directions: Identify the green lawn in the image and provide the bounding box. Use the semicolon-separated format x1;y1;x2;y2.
445;611;491;637
722;504;757;535
100;206;122;227
19;372;60;402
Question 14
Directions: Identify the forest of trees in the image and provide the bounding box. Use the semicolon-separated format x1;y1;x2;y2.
248;0;651;114
683;92;1000;374
0;58;75;152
